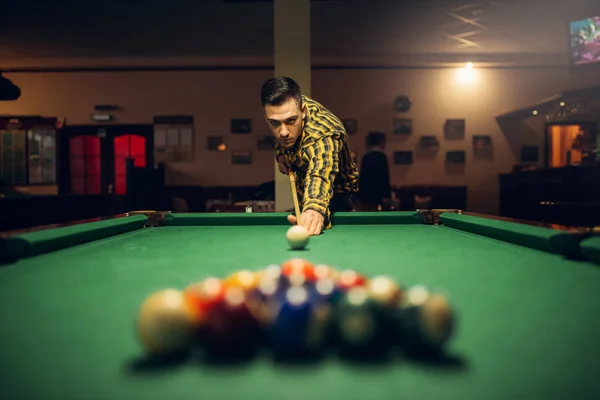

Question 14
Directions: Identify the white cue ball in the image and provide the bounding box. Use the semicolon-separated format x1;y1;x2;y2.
136;289;196;356
287;225;310;250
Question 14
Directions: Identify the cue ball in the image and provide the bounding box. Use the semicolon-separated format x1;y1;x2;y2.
287;225;310;249
136;289;196;356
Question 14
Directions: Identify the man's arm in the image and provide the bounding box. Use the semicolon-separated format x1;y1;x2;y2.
302;136;340;216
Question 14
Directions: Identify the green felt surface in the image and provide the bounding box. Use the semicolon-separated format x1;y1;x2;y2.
0;213;600;399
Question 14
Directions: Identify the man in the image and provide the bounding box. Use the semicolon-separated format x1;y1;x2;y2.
358;131;391;211
261;76;359;236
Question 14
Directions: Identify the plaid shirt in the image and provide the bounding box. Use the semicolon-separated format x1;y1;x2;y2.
275;95;359;228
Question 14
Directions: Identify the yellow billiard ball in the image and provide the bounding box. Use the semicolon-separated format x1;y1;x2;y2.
224;269;260;291
136;289;196;356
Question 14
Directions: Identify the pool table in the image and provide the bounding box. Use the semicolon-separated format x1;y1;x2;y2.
1;210;600;400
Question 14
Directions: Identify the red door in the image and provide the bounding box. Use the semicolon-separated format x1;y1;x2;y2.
113;134;146;195
59;125;153;196
69;135;102;195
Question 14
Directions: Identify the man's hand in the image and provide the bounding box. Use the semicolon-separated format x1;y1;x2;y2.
277;155;291;174
287;210;324;236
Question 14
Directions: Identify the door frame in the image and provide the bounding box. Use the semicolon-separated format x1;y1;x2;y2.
58;124;154;195
543;121;597;168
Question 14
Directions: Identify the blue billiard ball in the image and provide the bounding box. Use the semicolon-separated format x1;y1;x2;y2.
266;286;331;357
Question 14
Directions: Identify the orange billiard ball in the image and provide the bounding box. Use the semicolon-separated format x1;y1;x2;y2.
184;277;226;322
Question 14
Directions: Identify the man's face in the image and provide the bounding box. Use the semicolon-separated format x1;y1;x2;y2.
263;98;306;149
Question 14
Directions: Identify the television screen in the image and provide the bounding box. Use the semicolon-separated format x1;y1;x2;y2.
570;16;600;65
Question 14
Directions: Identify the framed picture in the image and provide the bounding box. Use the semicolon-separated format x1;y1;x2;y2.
444;119;466;139
231;118;252;134
473;135;492;150
446;150;466;164
231;150;253;165
257;135;275;150
393;118;412;135
342;119;357;134
394;151;413;165
419;135;439;150
207;136;226;151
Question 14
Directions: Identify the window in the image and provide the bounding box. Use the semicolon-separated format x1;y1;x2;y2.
28;128;57;184
0;117;59;185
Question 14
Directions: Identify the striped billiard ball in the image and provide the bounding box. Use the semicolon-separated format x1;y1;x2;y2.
332;286;390;358
394;285;455;353
366;275;403;307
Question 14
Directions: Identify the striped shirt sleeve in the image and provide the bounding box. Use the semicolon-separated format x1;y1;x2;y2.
274;140;285;160
301;136;340;216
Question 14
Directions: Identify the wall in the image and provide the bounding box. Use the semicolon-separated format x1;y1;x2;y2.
2;0;600;214
3;64;599;214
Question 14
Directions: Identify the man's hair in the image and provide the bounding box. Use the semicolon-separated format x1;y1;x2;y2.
260;76;302;108
366;131;386;148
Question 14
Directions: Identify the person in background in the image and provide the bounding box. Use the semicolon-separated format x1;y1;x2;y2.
358;131;391;211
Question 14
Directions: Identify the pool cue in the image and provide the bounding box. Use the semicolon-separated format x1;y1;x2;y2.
288;172;301;223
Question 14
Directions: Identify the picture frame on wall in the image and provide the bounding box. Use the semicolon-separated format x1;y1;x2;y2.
473;135;492;150
444;119;466;139
342;119;357;134
418;135;439;150
446;150;466;164
257;135;275;150
231;118;252;134
394;151;413;165
231;150;253;165
393;118;412;135
207;136;227;151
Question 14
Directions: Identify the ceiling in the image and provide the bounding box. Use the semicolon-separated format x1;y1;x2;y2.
0;0;596;60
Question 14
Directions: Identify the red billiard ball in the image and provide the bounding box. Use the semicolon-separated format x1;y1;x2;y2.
337;269;367;291
202;285;262;356
281;258;316;282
